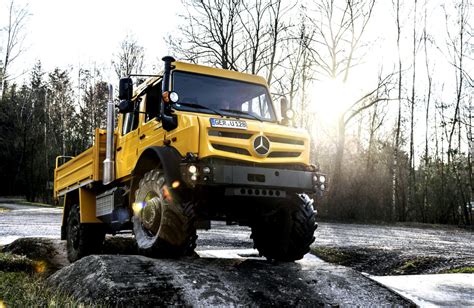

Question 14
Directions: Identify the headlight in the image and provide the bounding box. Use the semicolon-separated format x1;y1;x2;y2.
202;166;211;174
319;175;326;183
169;91;179;103
188;165;197;174
320;184;325;191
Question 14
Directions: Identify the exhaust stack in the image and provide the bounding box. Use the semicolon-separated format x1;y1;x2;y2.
103;84;115;185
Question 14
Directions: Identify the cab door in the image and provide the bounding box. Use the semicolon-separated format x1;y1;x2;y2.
138;86;165;157
116;103;140;179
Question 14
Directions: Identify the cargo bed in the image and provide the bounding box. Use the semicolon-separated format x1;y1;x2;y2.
54;129;107;198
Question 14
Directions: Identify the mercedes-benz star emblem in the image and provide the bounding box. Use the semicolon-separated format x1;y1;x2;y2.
254;135;270;156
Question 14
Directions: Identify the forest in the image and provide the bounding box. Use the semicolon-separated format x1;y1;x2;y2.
0;0;472;225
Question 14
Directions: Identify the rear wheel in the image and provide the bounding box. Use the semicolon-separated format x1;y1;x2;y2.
132;169;197;257
251;194;317;261
66;204;105;262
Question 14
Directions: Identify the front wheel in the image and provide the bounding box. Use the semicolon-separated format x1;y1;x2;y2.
66;204;105;262
132;169;197;257
251;194;317;261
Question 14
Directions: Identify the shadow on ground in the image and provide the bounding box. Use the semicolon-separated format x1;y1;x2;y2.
2;237;410;306
312;246;474;275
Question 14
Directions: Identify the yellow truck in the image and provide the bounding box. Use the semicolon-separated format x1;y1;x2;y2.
54;57;326;262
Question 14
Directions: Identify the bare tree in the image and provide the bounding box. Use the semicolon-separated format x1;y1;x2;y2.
77;66;108;149
265;0;292;85
169;0;243;70
305;0;378;204
237;0;270;74
333;73;395;190
170;0;296;86
112;34;145;78
307;0;375;81
275;20;316;125
0;0;29;99
391;0;405;221
443;0;472;224
408;0;419;219
421;1;432;223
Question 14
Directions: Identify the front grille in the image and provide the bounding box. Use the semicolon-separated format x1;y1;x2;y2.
211;143;251;156
208;129;304;159
268;152;301;158
268;136;304;145
209;130;252;139
226;187;287;198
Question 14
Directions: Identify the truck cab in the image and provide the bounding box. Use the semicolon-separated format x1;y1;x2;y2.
54;57;326;262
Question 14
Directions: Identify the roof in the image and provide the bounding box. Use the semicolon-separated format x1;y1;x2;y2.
173;61;268;86
132;60;269;99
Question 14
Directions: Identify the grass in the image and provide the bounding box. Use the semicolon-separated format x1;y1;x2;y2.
16;200;60;208
310;246;455;275
311;247;352;264
398;260;417;272
0;197;59;208
0;252;38;273
441;267;474;274
0;252;87;307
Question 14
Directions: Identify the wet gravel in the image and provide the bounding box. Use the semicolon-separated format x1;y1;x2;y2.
46;253;409;306
312;222;474;275
1;201;472;276
0;202;62;245
196;223;254;250
315;222;474;259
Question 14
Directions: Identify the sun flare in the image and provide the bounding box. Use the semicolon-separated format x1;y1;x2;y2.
309;79;368;125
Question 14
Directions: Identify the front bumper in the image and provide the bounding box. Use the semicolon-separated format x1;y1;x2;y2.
180;162;326;194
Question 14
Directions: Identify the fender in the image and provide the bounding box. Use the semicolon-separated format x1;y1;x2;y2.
132;146;183;186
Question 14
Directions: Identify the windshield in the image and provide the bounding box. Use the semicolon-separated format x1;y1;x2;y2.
172;71;276;122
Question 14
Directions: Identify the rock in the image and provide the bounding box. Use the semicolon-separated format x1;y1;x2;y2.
47;254;410;306
0;236;138;276
2;238;69;274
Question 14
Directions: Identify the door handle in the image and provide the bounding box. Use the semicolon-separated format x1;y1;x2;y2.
116;146;122;152
139;134;146;140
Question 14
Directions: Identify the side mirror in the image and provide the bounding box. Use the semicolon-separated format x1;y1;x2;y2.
280;97;289;116
162;91;179;104
117;100;134;114
280;97;293;125
119;77;133;100
285;108;295;120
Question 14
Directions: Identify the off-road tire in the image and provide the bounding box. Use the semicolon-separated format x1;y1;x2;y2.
251;194;317;261
66;204;106;262
133;169;197;257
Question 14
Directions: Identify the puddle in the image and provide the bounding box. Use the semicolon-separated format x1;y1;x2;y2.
197;248;262;259
370;273;474;306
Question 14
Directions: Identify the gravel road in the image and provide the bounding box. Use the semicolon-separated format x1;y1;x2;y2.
1;201;472;272
0;202;62;245
315;222;474;259
1;201;473;305
312;222;474;275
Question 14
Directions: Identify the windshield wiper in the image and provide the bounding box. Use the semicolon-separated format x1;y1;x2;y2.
174;102;223;117
219;108;262;122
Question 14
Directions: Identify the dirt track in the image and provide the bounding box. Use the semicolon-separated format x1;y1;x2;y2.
1;200;472;275
312;222;474;275
1;201;473;305
0;202;62;245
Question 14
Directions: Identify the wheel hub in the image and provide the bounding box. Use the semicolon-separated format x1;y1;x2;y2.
140;192;162;234
70;219;80;249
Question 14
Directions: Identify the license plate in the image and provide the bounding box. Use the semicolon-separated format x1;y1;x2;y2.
210;118;247;130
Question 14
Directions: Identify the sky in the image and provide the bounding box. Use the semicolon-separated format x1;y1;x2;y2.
1;0;183;81
0;0;461;90
0;0;471;161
